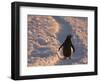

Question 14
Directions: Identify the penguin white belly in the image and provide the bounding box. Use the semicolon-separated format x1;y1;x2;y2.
71;47;74;56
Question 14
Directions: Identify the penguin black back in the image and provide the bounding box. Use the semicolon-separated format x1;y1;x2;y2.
58;34;75;59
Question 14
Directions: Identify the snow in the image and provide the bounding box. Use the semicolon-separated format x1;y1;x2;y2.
27;15;88;66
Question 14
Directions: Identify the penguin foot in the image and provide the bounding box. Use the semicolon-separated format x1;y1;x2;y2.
69;57;71;60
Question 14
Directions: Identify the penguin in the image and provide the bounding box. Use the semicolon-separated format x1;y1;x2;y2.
58;34;75;59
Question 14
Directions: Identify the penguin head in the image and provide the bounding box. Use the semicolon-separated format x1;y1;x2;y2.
67;34;72;39
65;34;72;42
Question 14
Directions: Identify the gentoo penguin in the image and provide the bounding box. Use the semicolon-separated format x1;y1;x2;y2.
58;34;75;59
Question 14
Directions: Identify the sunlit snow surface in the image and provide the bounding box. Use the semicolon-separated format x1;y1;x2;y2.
27;15;88;66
